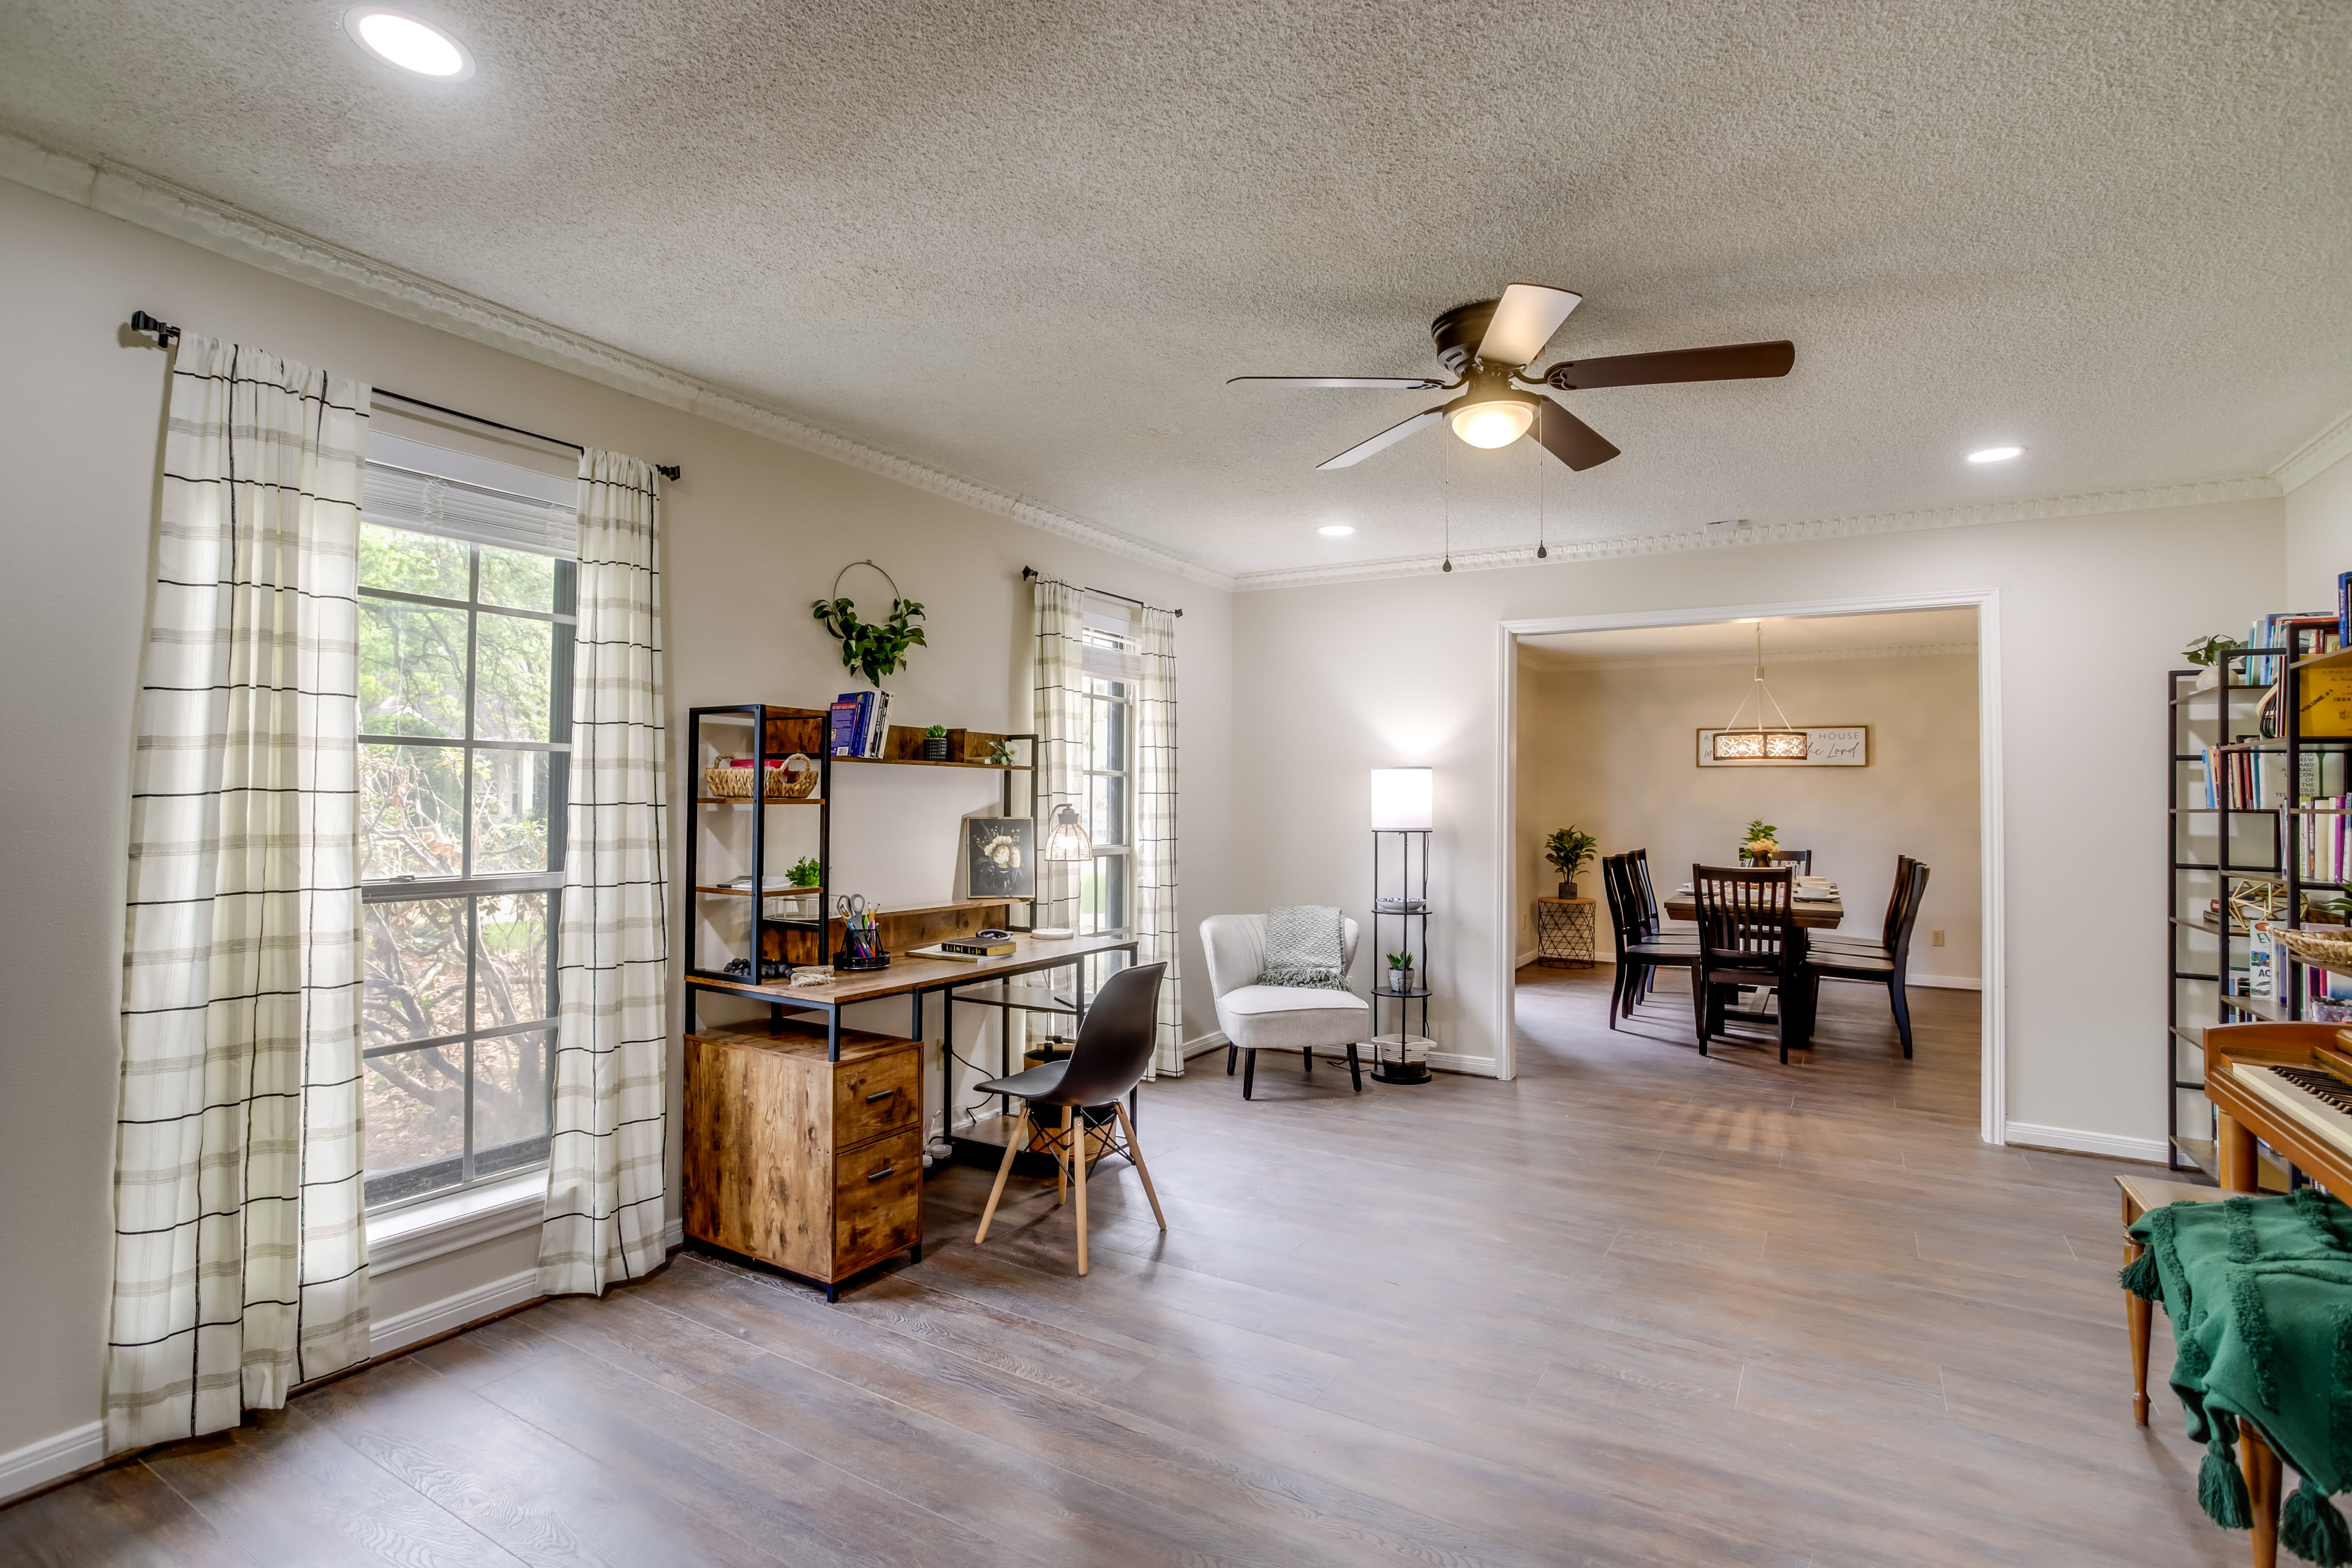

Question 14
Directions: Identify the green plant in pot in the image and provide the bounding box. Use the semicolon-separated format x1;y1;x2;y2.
810;587;927;687
1742;819;1780;865
1385;951;1415;993
1544;826;1597;899
922;723;949;761
2183;633;2247;692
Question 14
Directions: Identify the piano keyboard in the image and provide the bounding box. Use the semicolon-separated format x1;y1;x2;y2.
2233;1063;2352;1159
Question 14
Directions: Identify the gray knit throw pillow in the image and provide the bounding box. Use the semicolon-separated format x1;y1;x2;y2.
1257;904;1346;989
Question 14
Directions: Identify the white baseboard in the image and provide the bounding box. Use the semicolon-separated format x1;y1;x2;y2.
1182;1030;1229;1058
0;1420;104;1506
1426;1050;1499;1077
369;1267;544;1359
2003;1121;2167;1164
1517;948;1537;970
1909;973;1983;990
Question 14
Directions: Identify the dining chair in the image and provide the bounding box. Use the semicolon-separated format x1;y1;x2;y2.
1600;854;1696;1030
1755;849;1813;875
1691;863;1800;1061
972;962;1169;1275
1804;862;1929;1058
1811;855;1916;959
1625;849;1692;1005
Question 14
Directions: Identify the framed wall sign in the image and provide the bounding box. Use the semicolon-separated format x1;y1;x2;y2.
964;816;1036;899
1695;726;1870;767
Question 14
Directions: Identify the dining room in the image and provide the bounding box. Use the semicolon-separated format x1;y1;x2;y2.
1514;606;1982;1068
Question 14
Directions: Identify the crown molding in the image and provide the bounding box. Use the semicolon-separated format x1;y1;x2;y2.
1523;639;1979;671
0;125;1237;594
1231;475;2280;592
2275;405;2352;495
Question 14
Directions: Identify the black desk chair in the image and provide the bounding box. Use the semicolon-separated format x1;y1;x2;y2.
1805;862;1930;1058
973;962;1168;1275
1692;863;1800;1061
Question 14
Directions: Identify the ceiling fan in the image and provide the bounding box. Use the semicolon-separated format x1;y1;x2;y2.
1229;283;1794;472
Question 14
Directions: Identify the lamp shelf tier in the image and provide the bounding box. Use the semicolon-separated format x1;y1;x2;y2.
1371;987;1433;999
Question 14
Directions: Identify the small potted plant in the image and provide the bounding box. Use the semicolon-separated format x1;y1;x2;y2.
2183;633;2247;692
1741;820;1779;865
1386;951;1415;993
922;723;950;761
1544;826;1597;899
776;855;821;916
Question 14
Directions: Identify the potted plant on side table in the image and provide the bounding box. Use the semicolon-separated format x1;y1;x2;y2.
1386;951;1416;993
1544;826;1597;899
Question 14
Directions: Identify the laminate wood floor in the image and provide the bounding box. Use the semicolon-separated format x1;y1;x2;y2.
4;969;2241;1567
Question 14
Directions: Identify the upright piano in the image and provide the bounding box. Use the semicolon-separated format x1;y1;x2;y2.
2204;1022;2352;1194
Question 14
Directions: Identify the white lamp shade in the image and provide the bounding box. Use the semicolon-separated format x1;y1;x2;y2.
1369;767;1433;832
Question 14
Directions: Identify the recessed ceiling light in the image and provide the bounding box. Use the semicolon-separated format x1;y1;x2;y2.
1967;445;2023;464
1318;524;1355;537
345;9;475;78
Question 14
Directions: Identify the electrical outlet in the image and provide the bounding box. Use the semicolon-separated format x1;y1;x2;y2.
1931;929;1946;947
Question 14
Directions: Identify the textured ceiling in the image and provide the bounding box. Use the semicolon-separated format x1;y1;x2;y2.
3;0;2347;578
1522;606;1978;665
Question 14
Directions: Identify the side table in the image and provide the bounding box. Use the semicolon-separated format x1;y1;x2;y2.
1536;897;1596;969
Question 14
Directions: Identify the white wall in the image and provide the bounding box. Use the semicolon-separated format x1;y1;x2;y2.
1230;499;2283;1142
2286;448;2352;609
1517;648;1981;982
0;178;1234;1463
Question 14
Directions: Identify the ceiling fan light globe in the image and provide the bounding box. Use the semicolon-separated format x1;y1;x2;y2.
1449;399;1537;449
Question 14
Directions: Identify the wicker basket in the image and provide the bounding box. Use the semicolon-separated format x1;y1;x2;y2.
702;753;817;801
2269;925;2352;970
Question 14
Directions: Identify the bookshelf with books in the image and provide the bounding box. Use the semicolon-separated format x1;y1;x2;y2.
2166;603;2352;1186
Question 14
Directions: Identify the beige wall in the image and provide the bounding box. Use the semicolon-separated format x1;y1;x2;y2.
1515;649;1981;982
1229;497;2285;1142
2286;448;2352;609
0;178;1234;1458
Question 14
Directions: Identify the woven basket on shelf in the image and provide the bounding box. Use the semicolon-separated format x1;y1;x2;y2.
701;753;817;800
2270;925;2352;970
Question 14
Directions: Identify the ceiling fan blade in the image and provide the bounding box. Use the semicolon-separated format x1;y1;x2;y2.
1541;340;1795;391
1533;401;1621;471
1477;283;1583;366
1316;407;1447;470
1227;375;1448;389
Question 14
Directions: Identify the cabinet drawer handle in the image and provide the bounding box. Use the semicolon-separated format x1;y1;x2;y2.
865;1166;896;1182
864;1090;893;1104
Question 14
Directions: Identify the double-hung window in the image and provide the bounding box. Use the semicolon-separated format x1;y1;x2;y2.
355;432;578;1210
1075;601;1140;937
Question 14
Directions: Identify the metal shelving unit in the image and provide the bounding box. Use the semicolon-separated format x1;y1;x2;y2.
1370;827;1434;1085
2166;643;2346;1183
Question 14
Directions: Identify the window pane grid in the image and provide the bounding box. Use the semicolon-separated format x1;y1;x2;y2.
358;519;568;1211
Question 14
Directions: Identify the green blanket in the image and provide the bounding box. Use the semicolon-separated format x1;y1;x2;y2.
2124;1189;2352;1564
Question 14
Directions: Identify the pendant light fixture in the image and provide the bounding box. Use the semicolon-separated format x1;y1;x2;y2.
1713;622;1807;760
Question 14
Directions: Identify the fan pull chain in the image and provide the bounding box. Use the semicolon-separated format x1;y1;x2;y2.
1535;410;1549;560
1441;432;1453;572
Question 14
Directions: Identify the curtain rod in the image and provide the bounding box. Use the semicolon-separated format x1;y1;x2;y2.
129;312;682;481
1020;566;1181;617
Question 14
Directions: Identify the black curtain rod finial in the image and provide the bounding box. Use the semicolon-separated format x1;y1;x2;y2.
130;311;179;347
1019;564;1180;616
655;465;680;481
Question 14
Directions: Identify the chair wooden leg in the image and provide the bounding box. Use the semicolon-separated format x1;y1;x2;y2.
1242;1049;1256;1099
2243;1417;2282;1568
1303;1047;1313;1075
1889;978;1914;1059
2125;1237;2153;1425
1113;1104;1166;1229
1072;1102;1090;1276
1693;973;1711;1055
1346;1041;1363;1093
1055;1109;1068;1205
974;1105;1029;1246
1607;962;1627;1028
1226;1044;1236;1075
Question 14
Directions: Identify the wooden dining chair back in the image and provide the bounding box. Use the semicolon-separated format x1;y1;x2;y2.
1815;854;1915;956
1804;861;1931;1057
1601;854;1695;1030
1755;850;1814;875
1630;849;1668;938
971;962;1169;1275
1691;864;1799;1060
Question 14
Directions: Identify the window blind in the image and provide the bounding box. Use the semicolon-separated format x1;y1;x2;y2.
362;431;578;557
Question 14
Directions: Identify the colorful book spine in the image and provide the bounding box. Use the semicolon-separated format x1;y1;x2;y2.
829;696;861;756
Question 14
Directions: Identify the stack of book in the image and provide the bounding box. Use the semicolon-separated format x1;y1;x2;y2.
827;691;891;759
2201;745;2286;809
2300;799;2352;884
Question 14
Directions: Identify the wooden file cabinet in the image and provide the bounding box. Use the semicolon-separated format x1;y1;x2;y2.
682;1021;923;1292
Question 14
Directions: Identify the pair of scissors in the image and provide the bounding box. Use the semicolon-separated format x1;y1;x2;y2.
834;894;868;921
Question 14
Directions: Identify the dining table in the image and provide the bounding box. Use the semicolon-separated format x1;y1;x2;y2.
1659;883;1847;1047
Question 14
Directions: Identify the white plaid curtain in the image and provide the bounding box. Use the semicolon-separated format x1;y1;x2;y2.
106;337;370;1453
1031;579;1087;937
1133;608;1184;1074
537;449;669;1295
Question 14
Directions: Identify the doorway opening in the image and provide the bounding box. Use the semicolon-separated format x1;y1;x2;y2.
1496;593;2002;1140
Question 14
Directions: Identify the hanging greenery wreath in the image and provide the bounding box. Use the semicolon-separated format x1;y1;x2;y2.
810;560;926;687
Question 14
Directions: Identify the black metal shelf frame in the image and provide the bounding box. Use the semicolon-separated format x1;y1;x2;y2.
2166;647;2334;1178
1370;829;1434;1085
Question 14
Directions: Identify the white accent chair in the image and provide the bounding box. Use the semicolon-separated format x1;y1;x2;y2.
1200;913;1370;1098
